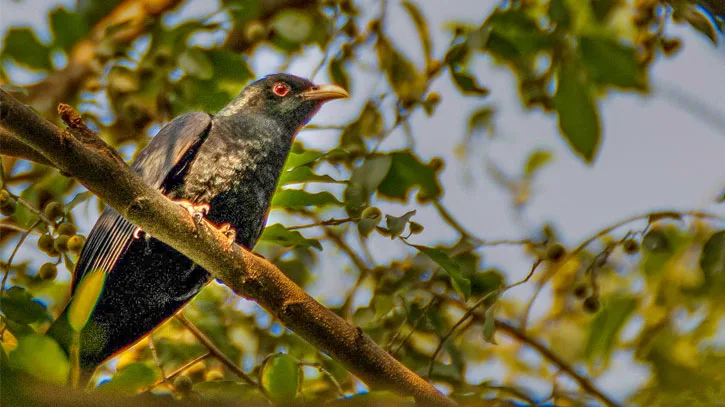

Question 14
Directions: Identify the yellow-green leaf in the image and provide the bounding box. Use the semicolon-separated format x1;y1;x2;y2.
9;335;70;385
260;354;300;403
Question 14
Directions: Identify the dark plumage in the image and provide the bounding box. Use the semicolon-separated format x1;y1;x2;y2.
47;74;348;373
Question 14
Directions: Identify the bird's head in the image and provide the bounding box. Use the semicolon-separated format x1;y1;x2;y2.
218;73;348;131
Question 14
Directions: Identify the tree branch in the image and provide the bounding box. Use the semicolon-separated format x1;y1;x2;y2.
0;90;454;406
1;127;53;166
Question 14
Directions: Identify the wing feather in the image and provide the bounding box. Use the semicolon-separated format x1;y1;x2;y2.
71;113;212;291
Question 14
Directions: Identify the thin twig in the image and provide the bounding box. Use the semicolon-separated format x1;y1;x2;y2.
427;260;541;378
298;360;345;397
389;299;436;356
148;335;172;392
8;191;54;226
1;219;41;296
145;352;210;391
175;314;257;387
287;217;356;231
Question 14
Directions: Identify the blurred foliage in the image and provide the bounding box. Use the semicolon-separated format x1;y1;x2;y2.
1;0;725;406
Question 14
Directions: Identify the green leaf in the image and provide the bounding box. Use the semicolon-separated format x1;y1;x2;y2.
340;102;384;150
470;269;504;298
271;9;314;43
413;245;472;300
329;57;350;91
579;35;645;89
351;155;392;195
482;306;497;344
260;223;322;251
523;149;554;177
284;149;325;169
450;69;490;96
9;334;69;385
0;286;50;325
483;10;552;60
683;6;718;45
378;152;442;202
260;354;300;403
97;363;158;394
386;210;416;238
1;28;52;70
178;48;214;80
50;7;89;51
279;166;340;186
549;0;571;30
700;230;725;282
376;35;425;101
401;1;432;64
467;107;495;137
271;190;341;209
591;0;619;21
585;295;638;362
374;294;395;319
553;61;601;163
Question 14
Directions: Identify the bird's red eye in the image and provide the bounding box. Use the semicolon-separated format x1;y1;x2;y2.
273;82;290;97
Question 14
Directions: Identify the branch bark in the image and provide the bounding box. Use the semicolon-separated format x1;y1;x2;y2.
0;90;454;406
0;127;53;166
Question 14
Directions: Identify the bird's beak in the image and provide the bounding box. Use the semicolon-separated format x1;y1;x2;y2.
301;84;349;102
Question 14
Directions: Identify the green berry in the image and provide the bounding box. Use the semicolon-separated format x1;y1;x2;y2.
44;202;64;221
37;234;54;253
583;296;600;313
622;238;640;255
0;198;17;216
54;235;70;253
573;283;588;299
0;190;10;205
38;262;58;281
173;375;193;394
57;222;76;236
67;235;85;254
244;20;266;43
546;243;566;262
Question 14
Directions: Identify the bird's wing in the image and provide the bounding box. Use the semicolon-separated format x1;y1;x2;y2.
70;112;213;293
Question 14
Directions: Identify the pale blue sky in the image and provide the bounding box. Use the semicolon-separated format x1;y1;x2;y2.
2;0;725;403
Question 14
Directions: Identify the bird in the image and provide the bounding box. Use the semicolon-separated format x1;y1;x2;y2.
46;73;348;377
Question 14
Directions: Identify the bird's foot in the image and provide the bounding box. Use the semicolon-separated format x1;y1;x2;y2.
216;223;236;247
174;199;210;226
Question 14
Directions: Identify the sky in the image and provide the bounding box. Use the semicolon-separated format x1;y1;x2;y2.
2;0;725;403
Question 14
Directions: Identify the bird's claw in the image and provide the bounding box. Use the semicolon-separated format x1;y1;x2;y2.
174;200;210;226
132;226;144;240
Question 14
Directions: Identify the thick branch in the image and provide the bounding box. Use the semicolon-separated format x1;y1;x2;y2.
0;90;454;406
0;127;53;166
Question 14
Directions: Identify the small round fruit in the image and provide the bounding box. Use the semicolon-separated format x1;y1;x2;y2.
67;235;85;254
38;262;58;281
57;222;77;236
0;198;17;216
583;296;600;313
244;20;266;43
622;238;640;255
37;234;55;253
173;375;193;394
573;283;588;299
54;235;70;253
205;369;224;381
0;190;10;205
44;202;64;221
546;243;567;262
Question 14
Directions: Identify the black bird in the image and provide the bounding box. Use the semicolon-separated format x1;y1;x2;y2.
47;73;348;375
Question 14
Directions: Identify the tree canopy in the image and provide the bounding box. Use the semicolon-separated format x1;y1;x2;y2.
1;0;725;406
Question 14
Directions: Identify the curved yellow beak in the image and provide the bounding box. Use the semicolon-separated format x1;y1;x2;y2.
301;84;349;102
